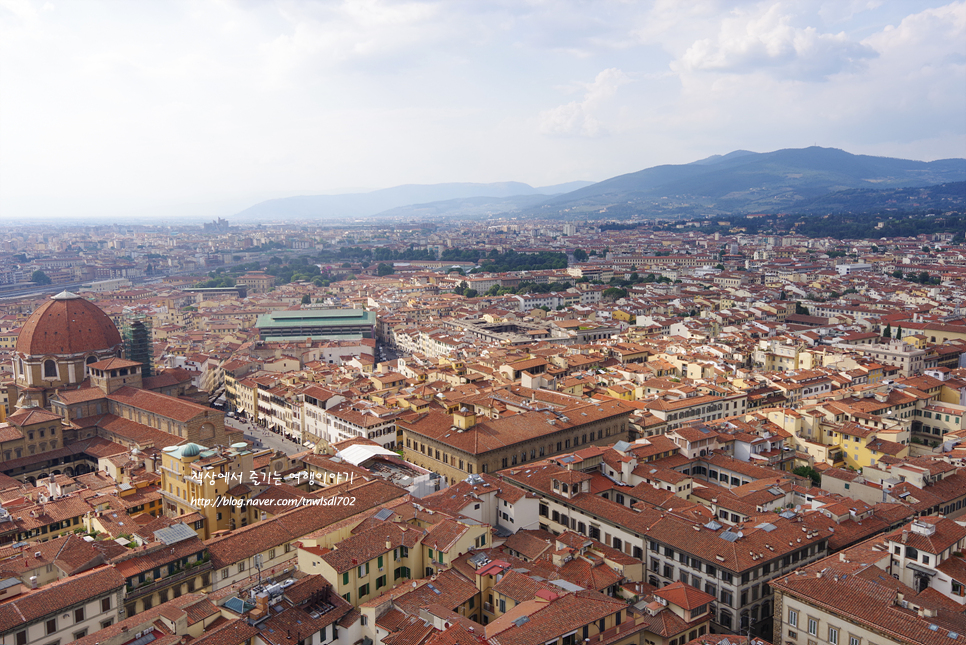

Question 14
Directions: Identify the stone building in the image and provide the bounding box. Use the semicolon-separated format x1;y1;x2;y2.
400;392;633;484
235;271;274;294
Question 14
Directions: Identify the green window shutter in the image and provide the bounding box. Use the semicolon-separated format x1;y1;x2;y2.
342;572;349;585
378;555;383;569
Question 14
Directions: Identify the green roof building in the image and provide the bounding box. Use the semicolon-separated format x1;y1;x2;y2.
254;308;376;341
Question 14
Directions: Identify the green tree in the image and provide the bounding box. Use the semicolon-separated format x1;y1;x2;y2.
714;264;725;270
602;287;628;301
464;288;478;298
895;325;902;340
301;294;311;304
795;303;810;316
30;270;51;285
793;466;821;486
195;276;236;288
377;263;394;276
573;248;589;262
882;324;892;339
918;271;930;284
891;269;903;279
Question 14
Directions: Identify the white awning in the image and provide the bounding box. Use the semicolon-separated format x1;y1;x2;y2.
336;444;397;466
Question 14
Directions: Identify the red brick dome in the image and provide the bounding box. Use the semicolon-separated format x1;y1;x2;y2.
16;291;122;357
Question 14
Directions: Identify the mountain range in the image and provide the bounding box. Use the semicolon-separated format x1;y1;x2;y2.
233;147;966;221
233;181;593;221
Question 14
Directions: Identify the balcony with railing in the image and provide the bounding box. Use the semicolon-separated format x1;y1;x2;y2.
583;616;650;645
757;448;793;465
126;560;213;599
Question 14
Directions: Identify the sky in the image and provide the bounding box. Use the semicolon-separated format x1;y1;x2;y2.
1;0;965;221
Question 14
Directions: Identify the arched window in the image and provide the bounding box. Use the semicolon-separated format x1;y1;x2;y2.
43;360;57;378
719;610;733;630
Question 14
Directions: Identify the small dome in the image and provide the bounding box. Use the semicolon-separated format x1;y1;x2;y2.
16;293;121;356
182;443;202;457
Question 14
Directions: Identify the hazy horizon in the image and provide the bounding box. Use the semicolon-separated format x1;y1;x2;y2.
2;0;964;221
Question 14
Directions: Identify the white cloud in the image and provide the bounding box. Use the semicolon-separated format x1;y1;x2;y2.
0;0;38;21
0;0;962;220
864;1;966;63
677;3;876;80
539;68;631;137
